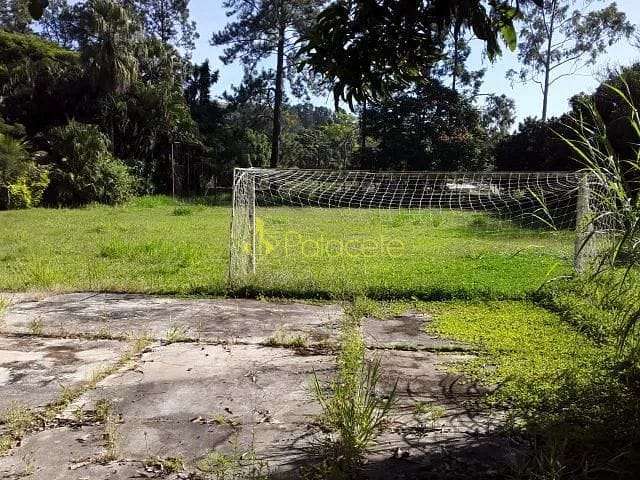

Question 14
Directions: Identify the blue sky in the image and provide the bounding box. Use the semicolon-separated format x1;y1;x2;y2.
188;0;640;123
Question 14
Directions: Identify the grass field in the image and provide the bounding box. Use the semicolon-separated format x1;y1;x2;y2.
0;196;575;298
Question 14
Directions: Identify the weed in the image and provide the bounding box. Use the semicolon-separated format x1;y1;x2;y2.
210;413;241;428
413;401;446;428
0;435;12;455
1;405;38;439
173;206;193;216
196;440;269;480
94;399;112;423
28;318;43;335
103;411;120;461
311;311;397;472
264;327;307;348
92;326;113;340
145;456;186;473
72;405;86;422
164;325;190;344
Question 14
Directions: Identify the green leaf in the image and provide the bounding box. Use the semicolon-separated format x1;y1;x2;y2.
500;24;518;52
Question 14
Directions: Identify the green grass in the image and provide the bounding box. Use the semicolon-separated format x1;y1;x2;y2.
0;196;573;299
419;300;640;474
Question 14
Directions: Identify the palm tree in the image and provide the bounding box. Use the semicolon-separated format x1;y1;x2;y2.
81;0;141;94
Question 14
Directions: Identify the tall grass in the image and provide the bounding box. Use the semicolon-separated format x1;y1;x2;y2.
559;80;640;363
312;311;397;474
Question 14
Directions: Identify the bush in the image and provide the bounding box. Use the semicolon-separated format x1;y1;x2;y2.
45;121;135;206
0;133;49;209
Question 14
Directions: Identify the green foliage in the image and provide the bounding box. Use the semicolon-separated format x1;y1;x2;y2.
494;116;575;171
0;133;49;209
362;81;491;171
0;0;33;32
557;81;640;362
45;121;134;206
283;112;357;169
0;132;30;186
301;0;541;108
196;442;269;480
81;0;141;95
0;31;82;134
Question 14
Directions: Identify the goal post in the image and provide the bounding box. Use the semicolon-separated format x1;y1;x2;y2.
229;168;256;284
229;168;604;283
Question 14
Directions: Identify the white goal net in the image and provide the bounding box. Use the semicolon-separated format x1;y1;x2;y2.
229;168;602;285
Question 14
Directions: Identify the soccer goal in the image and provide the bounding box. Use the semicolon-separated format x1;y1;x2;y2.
229;168;602;287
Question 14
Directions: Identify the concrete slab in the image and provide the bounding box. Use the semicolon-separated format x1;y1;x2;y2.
0;425;163;480
1;293;342;345
67;343;333;472
0;336;127;412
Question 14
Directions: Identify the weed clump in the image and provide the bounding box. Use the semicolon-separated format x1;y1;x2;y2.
311;310;397;476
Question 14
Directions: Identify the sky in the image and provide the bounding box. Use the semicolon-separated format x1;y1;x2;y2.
187;0;640;123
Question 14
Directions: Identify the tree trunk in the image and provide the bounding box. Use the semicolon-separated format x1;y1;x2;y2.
359;99;367;168
541;3;556;122
452;22;460;93
270;14;286;168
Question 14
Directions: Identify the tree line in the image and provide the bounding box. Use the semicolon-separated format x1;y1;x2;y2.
0;0;636;208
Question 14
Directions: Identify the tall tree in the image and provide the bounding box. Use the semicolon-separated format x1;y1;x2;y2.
80;0;141;95
363;81;491;171
184;60;219;107
122;0;198;52
433;16;485;95
482;94;516;138
38;0;86;48
508;0;633;121
212;0;321;167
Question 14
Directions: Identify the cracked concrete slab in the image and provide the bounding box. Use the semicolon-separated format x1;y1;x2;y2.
0;425;163;480
0;336;128;412
61;342;333;473
0;293;342;345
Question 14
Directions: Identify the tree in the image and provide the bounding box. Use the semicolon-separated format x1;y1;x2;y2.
301;0;545;108
38;0;84;48
508;0;633;121
493;116;574;170
184;60;219;107
363;81;491;171
482;94;516;138
0;0;32;32
212;0;322;167
80;0;141;95
434;20;485;95
122;0;199;52
0;30;84;134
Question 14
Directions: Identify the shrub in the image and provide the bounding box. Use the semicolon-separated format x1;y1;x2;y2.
0;133;50;209
45;121;135;206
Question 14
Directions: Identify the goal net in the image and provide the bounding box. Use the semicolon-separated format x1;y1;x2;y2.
229;168;603;287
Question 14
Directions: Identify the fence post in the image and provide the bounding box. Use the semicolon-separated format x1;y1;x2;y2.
574;173;595;274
